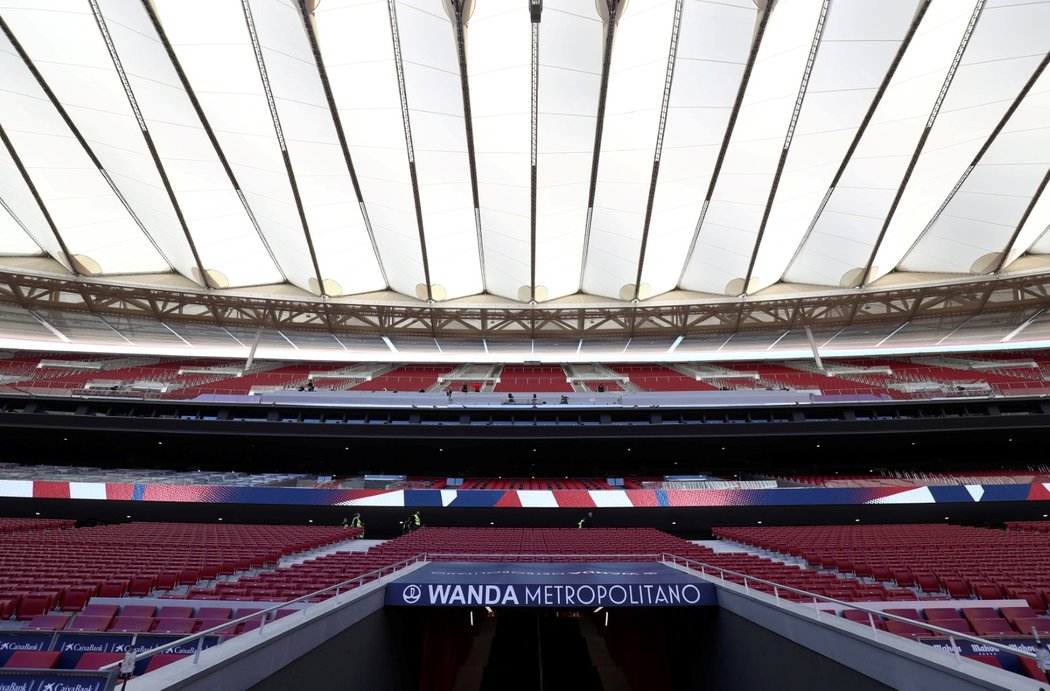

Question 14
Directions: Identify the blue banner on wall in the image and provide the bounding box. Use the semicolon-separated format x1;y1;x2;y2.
0;634;54;665
920;637;1050;676
0;670;113;691
55;633;220;676
386;562;716;608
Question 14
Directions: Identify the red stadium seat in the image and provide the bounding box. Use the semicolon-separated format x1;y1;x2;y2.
108;616;155;633
22;614;71;631
59;587;94;612
970;619;1015;636
961;607;1001;623
1000;606;1038;626
67;614;114;632
1013;618;1050;636
157;606;194;619
81;604;119;618
128;576;155;597
0;598;18;620
195;607;232;620
143;653;188;674
75;652;124;671
15;592;58;621
98;580;129;597
120;605;156;618
3;651;61;669
1020;657;1049;682
152;618;197;634
884;621;930;638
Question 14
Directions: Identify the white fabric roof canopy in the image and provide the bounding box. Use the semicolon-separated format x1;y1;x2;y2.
0;0;1046;305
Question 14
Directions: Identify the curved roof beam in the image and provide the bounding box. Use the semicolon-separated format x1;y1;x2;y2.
0;125;76;273
781;0;931;284
86;0;209;289
239;0;326;296
577;0;623;292
0;194;46;258
997;167;1050;274
295;0;387;288
450;0;487;294
379;0;484;302
858;0;986;287
530;2;540;302
901;51;1050;274
740;0;830;295
135;0;285;287
632;0;684;301
0;15;174;275
386;0;432;301
636;0;757;300
676;0;774;289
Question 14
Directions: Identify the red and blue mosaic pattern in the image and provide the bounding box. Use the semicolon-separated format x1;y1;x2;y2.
0;479;1045;508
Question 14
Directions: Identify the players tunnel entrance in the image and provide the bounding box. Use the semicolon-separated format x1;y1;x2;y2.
389;605;894;691
384;560;720;690
397;606;712;691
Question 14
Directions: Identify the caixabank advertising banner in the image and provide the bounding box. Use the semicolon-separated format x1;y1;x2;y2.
0;671;113;691
53;634;221;676
0;636;53;665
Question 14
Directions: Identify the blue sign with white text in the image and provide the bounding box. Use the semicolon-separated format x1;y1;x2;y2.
0;670;113;691
0;635;53;665
921;637;1050;676
54;634;220;676
386;562;716;608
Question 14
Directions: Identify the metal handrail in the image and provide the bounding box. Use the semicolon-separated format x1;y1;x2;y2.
660;553;1045;664
98;552;429;673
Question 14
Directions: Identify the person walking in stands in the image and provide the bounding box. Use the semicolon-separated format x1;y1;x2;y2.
351;512;364;538
412;510;422;531
577;512;593;529
401;515;413;535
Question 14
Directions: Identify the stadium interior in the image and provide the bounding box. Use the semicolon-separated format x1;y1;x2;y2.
1;0;1050;688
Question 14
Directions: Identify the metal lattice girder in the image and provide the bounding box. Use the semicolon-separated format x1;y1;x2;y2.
1;269;1050;341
